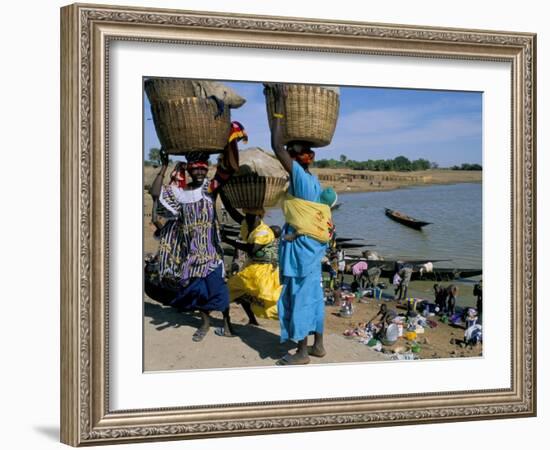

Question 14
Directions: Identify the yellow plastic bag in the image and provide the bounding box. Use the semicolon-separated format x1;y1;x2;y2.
405;331;417;341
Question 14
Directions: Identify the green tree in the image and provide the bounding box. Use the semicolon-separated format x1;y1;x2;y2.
459;163;482;170
148;147;162;164
412;158;431;171
393;155;412;171
315;155;438;172
315;159;330;168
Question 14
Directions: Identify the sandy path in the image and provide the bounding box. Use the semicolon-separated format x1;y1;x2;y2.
144;286;482;372
144;297;389;371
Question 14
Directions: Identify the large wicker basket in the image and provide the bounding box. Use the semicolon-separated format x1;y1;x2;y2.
144;78;196;103
265;84;340;148
150;97;231;154
222;175;289;209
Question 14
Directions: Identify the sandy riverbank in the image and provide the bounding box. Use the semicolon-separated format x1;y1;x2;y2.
143;165;481;194
144;282;482;371
312;168;481;193
142;165;482;371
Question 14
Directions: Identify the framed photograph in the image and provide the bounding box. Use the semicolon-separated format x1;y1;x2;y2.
60;3;536;446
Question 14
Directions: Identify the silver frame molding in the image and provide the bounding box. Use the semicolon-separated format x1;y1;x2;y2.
60;3;536;446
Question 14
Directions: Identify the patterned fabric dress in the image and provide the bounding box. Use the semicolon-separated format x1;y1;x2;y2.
154;200;185;290
159;179;228;312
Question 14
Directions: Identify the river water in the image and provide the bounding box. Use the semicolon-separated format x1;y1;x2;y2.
264;183;482;270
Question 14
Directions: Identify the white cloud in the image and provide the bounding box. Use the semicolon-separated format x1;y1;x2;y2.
332;99;481;154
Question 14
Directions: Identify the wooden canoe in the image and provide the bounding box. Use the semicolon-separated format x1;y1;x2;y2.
385;208;432;230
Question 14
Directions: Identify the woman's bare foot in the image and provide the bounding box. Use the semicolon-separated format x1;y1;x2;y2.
215;326;237;338
192;328;209;342
308;332;326;357
276;352;311;365
307;345;327;358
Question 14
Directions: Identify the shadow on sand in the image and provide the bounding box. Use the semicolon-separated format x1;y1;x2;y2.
144;301;294;362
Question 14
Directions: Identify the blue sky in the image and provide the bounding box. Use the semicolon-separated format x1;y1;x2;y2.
143;80;482;167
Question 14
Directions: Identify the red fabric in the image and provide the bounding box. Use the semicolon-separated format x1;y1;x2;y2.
294;151;315;165
228;121;248;144
187;161;209;170
171;164;187;188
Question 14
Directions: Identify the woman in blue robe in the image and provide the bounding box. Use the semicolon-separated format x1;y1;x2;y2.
268;84;329;365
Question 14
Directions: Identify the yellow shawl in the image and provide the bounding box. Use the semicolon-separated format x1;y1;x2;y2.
282;194;332;243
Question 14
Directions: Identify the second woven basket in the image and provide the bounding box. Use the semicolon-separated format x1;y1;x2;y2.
265;84;340;148
222;175;288;209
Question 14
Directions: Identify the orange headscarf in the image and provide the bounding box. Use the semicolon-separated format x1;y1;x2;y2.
292;149;315;165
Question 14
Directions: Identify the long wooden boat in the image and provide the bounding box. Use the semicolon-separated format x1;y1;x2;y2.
384;208;432;230
335;237;362;243
339;242;376;249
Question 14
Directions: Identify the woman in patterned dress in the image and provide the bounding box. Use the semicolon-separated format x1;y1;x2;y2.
151;122;247;342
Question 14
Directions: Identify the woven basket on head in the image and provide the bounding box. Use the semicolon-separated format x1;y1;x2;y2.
265;84;340;148
150;97;231;154
144;78;196;103
222;175;289;209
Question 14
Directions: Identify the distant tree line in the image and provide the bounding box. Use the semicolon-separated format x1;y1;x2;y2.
450;163;482;171
312;154;482;171
313;154;434;171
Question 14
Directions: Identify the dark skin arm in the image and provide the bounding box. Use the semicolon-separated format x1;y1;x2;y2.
151;199;164;233
219;190;244;224
268;84;293;175
149;149;169;199
223;214;264;255
208;137;241;198
367;307;387;326
222;139;240;173
149;149;170;231
222;236;263;256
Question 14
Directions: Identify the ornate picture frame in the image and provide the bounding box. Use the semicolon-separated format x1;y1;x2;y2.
60;3;536;446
